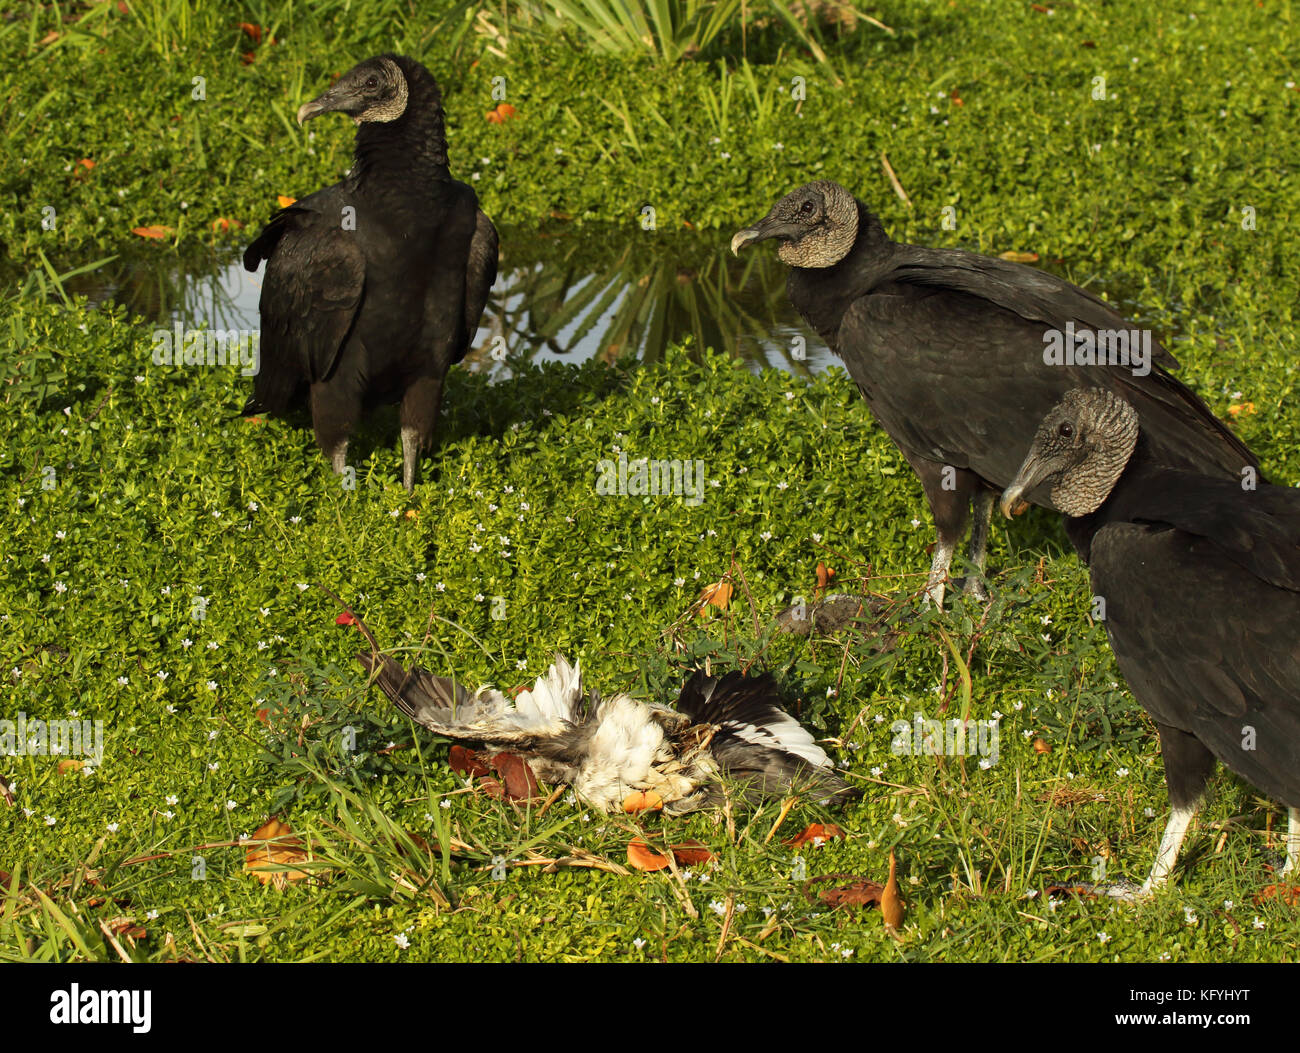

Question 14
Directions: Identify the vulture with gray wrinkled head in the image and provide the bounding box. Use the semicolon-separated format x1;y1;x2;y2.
244;54;498;491
1002;387;1300;896
354;645;855;815
732;181;1258;605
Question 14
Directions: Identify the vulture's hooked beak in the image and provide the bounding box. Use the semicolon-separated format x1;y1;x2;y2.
296;84;355;125
730;212;805;256
1000;450;1059;519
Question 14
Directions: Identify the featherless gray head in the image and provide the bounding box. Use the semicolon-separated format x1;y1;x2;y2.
730;181;859;268
1000;388;1140;518
296;56;410;126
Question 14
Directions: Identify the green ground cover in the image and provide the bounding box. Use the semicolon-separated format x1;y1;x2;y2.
1;0;1296;961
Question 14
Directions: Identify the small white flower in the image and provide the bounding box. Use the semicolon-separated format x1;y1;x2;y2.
226;800;237;811
1116;767;1129;777
166;795;178;806
208;762;219;772
1253;917;1266;930
1098;931;1111;944
106;822;119;833
45;815;57;826
116;676;129;686
633;937;646;950
394;933;410;949
709;900;726;916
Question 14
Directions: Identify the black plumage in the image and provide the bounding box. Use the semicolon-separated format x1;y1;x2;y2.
732;181;1258;604
1002;388;1299;895
243;54;498;490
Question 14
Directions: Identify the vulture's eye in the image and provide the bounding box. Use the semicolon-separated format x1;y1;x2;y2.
799;200;815;217
1057;421;1074;438
365;76;379;90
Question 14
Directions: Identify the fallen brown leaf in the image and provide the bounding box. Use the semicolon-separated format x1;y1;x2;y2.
1254;884;1300;907
131;225;174;240
449;744;491;778
627;837;672;872
490;752;541;801
1032;738;1052;754
881;850;904;932
785;822;846;848
997;250;1040;264
698;581;733;615
670;840;713;865
244;817;313;888
57;759;83;774
276;195;297;208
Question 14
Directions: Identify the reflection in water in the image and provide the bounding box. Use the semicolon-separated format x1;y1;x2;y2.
67;227;838;378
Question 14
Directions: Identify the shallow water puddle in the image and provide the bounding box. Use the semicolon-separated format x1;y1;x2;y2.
67;227;838;378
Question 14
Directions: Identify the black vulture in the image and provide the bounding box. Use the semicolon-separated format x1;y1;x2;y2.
731;181;1258;604
354;645;855;814
1001;387;1299;895
243;54;498;491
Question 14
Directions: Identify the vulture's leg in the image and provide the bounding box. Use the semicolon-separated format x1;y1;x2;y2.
1099;727;1216;900
1281;807;1299;878
400;374;443;492
963;488;995;601
310;379;360;482
907;455;978;608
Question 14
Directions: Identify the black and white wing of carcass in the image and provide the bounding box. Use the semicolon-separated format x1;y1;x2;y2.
357;651;585;752
676;670;857;804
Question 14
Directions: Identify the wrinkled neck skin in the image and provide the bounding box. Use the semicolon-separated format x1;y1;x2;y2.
785;204;898;350
347;68;450;194
1062;438;1162;562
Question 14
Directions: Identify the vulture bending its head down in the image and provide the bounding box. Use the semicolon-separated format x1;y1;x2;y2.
244;54;498;491
1003;387;1300;897
732;181;1259;606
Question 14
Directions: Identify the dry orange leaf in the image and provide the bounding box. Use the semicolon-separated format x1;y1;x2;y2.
698;581;732;616
670;840;712;865
131;225;173;240
814;561;835;598
485;103;518;124
491;752;541;801
997;250;1040;264
881;850;904;932
211;217;243;233
57;759;84;774
1254;884;1300;907
404;509;418;519
1228;402;1256;417
627;837;672;872
785;822;846;848
449;744;492;778
76;158;95;170
244;817;312;888
39;30;59;45
623;789;664;813
237;21;263;43
277;195;297;208
1032;738;1052;754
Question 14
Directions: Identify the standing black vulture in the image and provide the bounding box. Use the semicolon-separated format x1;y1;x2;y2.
352;640;855;814
243;54;498;491
1001;388;1299;895
731;181;1258;604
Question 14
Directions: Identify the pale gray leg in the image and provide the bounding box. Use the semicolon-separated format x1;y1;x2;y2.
923;537;956;609
963;489;994;600
330;440;348;476
1281;807;1299;878
401;426;420;493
